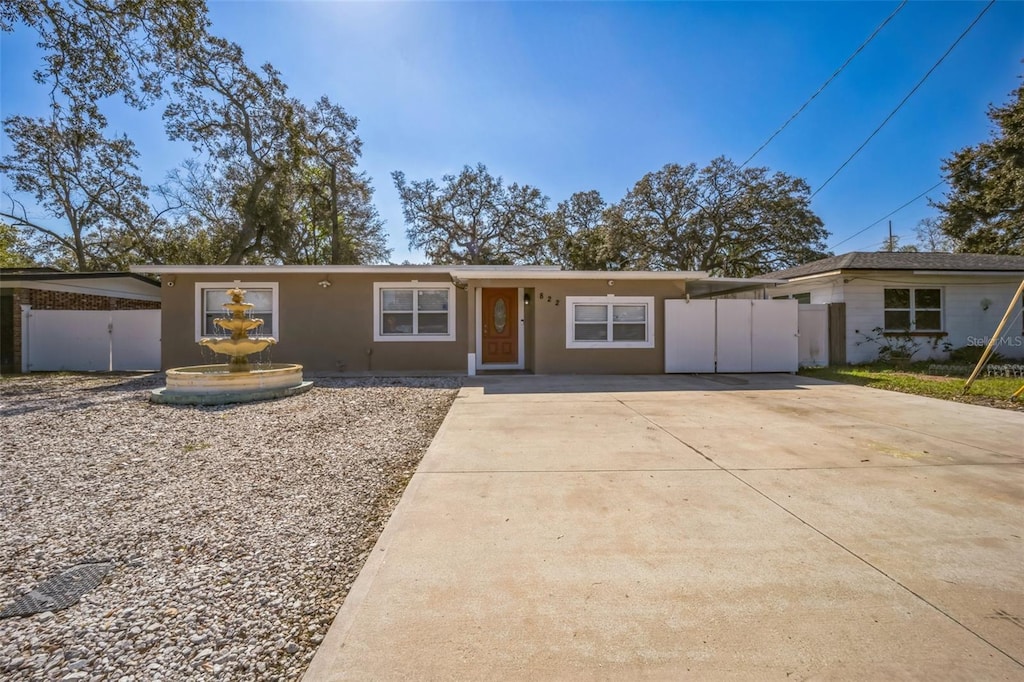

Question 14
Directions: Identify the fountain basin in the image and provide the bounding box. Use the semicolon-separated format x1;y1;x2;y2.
150;363;312;405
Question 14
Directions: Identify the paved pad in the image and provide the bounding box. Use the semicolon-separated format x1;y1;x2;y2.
306;374;1024;680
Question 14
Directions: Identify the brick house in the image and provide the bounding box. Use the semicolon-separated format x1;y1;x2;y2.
1;268;161;373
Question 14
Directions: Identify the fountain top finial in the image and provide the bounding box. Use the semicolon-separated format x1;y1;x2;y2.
227;287;246;304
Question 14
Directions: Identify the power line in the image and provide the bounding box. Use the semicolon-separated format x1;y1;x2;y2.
811;0;996;199
740;0;907;169
828;178;945;250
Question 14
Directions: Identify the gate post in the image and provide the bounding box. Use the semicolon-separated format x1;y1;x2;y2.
20;305;31;373
827;303;847;366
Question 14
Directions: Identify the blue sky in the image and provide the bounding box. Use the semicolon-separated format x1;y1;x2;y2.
2;1;1022;265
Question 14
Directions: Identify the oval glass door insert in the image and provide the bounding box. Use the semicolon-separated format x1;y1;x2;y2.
493;298;507;333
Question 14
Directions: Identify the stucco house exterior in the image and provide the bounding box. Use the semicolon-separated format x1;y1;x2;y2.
130;265;784;374
766;252;1024;364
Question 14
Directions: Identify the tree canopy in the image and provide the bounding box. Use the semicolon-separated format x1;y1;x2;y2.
933;81;1023;255
1;0;209;123
2;4;389;269
600;158;828;276
393;163;548;265
0;113;160;270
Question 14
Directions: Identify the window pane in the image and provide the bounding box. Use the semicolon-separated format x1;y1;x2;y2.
884;310;911;330
884;289;909;309
794;293;811;304
205;313;221;336
915;289;941;309
252;313;273;334
241;289;271;313
612;323;647;341
382;289;414;311
205;289;230;311
575;305;607;323
612;305;646;322
417;312;449;334
417;289;449;311
382;313;413;334
915;311;941;331
574;323;608;341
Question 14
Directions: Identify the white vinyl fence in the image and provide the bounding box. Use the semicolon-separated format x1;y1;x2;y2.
22;308;161;372
665;299;800;373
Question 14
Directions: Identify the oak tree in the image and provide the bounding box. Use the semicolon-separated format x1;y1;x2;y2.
933;82;1023;255
394;163;548;265
608;157;828;276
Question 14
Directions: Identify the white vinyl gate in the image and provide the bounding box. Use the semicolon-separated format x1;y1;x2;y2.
665;299;798;373
23;309;161;372
797;304;829;367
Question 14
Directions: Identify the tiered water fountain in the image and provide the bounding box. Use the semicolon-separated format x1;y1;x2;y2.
151;286;312;405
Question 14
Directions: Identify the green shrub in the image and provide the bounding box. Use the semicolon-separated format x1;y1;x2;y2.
946;344;1006;365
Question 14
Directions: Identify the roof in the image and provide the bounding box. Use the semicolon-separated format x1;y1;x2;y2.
1;268;160;287
130;264;561;274
129;264;710;280
768;252;1024;280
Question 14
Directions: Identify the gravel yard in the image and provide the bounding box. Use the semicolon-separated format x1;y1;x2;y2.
0;373;459;681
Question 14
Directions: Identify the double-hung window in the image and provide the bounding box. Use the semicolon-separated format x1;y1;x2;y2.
565;296;654;349
884;288;942;332
196;282;279;341
373;283;456;341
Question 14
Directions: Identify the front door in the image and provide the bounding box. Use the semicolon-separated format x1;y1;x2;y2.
481;288;518;365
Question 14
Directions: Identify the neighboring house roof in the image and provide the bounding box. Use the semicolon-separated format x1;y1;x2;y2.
1;269;161;301
768;252;1024;280
1;268;161;287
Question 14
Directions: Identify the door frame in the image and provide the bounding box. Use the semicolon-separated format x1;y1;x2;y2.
475;286;525;370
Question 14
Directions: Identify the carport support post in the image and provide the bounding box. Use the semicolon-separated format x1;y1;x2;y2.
20;305;31;373
962;279;1024;395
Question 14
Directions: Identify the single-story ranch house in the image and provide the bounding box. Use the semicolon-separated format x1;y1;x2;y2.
766;252;1024;364
130;265;793;374
129;253;1024;374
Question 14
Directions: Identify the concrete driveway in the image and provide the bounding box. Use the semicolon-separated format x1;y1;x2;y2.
305;374;1024;680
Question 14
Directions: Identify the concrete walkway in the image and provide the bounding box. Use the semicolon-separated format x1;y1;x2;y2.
305;374;1024;680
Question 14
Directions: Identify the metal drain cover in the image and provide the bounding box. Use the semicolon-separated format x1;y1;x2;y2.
0;561;113;618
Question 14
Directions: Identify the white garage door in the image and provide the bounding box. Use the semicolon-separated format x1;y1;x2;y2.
664;299;798;373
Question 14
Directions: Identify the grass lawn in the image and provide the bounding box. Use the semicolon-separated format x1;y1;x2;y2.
800;365;1023;411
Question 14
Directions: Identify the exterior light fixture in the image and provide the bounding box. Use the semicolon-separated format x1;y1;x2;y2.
318;279;332;289
524;292;531;305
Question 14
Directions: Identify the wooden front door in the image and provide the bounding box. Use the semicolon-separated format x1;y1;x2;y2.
481;288;518;364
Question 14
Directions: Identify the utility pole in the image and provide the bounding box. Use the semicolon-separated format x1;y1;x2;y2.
887;220;894;252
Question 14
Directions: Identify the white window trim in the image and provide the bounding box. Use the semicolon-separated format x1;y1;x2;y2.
373;282;457;342
195;281;280;342
565;295;655;349
883;287;943;332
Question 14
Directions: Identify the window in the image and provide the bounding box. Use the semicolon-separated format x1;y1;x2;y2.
565;296;654;349
195;282;279;341
884;288;941;332
773;293;811;304
373;283;456;341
